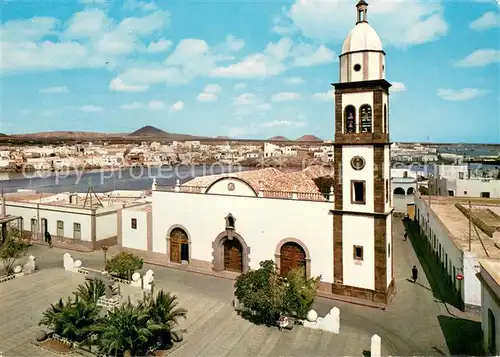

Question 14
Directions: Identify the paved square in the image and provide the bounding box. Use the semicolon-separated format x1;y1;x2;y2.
0;218;480;356
0;258;384;356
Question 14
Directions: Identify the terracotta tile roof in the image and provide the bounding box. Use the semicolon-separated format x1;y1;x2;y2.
183;166;332;200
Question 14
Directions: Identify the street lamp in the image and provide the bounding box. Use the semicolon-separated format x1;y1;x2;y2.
102;245;108;272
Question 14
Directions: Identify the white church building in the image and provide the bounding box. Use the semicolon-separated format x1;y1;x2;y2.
119;0;395;306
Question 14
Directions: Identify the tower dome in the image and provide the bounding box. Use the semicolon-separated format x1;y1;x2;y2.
341;22;383;55
338;0;385;83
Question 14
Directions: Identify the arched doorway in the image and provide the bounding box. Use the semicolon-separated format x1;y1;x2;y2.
407;187;415;195
224;238;243;272
393;187;405;195
488;309;496;355
280;242;306;277
169;228;189;264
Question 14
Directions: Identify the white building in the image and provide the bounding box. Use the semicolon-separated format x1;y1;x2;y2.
478;259;500;355
415;196;500;313
5;190;149;251
432;177;500;198
119;0;395;307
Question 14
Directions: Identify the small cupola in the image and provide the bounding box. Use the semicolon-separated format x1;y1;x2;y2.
356;0;369;23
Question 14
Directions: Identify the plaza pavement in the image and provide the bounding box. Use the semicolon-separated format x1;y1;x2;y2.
0;218;480;356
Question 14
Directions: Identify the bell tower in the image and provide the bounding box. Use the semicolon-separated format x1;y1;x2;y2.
331;0;395;305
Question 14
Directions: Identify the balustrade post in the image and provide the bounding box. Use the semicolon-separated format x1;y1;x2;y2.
292;186;298;200
329;186;335;202
174;179;181;192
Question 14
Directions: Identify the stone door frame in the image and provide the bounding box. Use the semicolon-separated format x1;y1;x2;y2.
212;230;250;273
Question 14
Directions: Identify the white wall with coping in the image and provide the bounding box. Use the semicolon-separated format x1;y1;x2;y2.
415;199;467;304
152;189;334;283
121;209;148;251
342;214;374;290
6;202;92;242
342;146;375;213
464;252;481;308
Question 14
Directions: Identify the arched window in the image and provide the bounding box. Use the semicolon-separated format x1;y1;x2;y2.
360;105;372;133
383;104;388;133
344;106;356;133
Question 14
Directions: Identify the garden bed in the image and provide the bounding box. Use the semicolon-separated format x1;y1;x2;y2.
39;338;73;355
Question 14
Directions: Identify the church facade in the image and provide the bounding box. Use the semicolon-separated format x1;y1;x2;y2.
119;0;395;307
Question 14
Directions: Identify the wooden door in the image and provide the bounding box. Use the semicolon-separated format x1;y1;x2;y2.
224;239;242;272
280;242;306;277
170;228;188;264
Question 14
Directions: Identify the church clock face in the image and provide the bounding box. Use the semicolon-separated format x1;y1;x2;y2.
351;156;366;170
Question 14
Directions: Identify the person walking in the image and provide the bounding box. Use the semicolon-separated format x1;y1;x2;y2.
412;265;418;283
45;231;53;248
404;232;408;241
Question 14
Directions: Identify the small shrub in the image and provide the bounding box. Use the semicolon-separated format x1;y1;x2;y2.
106;252;144;280
0;228;29;275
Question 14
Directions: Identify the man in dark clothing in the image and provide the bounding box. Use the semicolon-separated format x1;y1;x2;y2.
45;231;53;248
404;232;408;241
412;265;418;283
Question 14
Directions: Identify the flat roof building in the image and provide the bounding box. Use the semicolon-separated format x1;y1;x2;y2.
415;195;500;313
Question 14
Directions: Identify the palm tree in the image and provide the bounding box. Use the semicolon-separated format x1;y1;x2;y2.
94;298;159;357
74;278;117;304
39;296;100;343
145;290;187;347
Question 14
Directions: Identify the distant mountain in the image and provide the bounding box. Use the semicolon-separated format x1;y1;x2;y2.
216;136;231;140
129;125;168;137
13;131;114;139
296;134;323;142
268;136;289;141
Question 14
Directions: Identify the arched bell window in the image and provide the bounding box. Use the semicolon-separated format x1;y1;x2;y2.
383;104;388;133
225;214;235;230
344;105;356;133
360;104;372;133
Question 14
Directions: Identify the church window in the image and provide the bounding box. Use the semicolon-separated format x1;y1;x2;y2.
344;106;356;133
131;218;137;229
225;214;235;230
360;105;372;133
383;104;387;133
353;64;361;72
353;245;363;260
388;243;391;258
351;180;366;205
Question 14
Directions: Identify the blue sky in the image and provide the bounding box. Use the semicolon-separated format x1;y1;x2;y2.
1;0;499;143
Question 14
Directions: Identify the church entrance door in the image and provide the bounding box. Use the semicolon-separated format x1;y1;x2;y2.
170;228;189;264
280;242;306;277
224;238;243;272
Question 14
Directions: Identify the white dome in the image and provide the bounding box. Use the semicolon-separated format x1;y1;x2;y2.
341;22;383;55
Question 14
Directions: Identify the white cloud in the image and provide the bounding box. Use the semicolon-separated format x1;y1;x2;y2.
197;92;217;102
110;78;149;92
271;92;301;102
212;37;334;79
281;0;447;47
148;100;166;110
197;84;222;102
455;49;500;67
39;86;69;94
390;82;407;93
223;35;245;52
291;44;335;67
205;84;222;93
79;105;103;112
1;8;170;73
261;120;306;128
437;88;486;101
234;83;247;91
124;0;158;12
311;89;334;101
147;39;172;52
169;101;184;112
470;11;499;31
285;76;305;85
120;101;144;110
234;93;260;106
